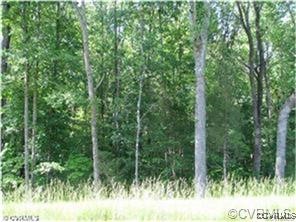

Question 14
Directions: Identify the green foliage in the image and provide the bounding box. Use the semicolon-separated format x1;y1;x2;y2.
64;154;92;183
35;162;65;175
1;1;295;193
34;162;65;185
1;147;23;190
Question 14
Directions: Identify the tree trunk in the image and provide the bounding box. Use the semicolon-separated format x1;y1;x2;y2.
0;1;11;154
252;84;262;179
31;63;37;186
135;76;143;187
237;2;263;179
223;131;228;185
24;64;30;192
31;85;37;185
31;2;41;188
254;2;266;179
135;3;145;186
264;71;272;119
73;1;100;184
275;91;296;184
113;0;120;150
190;1;210;198
21;3;30;193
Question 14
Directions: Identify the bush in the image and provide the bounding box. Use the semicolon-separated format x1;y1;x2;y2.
64;154;92;184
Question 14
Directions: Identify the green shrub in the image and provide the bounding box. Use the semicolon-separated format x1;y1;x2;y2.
64;154;92;184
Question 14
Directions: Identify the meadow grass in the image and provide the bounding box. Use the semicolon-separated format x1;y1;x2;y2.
2;177;296;221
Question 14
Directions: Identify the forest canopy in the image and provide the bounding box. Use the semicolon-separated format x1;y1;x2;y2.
0;1;295;194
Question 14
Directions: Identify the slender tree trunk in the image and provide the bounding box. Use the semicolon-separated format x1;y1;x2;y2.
31;63;37;186
251;83;261;178
113;0;120;150
21;3;30;193
190;1;210;198
223;137;227;184
31;90;36;184
264;71;272;119
135;4;145;186
31;2;41;188
275;91;296;184
73;1;100;184
237;2;263;179
1;2;11;154
254;2;266;178
24;64;29;192
135;76;143;187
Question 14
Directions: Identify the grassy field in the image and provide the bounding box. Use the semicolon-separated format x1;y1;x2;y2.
2;178;296;221
3;196;296;221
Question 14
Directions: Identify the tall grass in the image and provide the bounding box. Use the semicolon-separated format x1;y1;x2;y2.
3;177;295;202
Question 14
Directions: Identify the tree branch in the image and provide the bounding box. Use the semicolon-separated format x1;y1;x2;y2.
95;73;105;91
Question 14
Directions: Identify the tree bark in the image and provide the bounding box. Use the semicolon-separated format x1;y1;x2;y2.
275;91;296;183
135;76;143;187
190;1;210;198
24;65;30;192
135;3;145;186
223;136;227;185
31;74;37;186
73;1;100;184
21;3;30;193
254;2;266;179
264;72;272;119
113;0;120;150
31;2;41;187
31;62;38;187
237;2;263;179
0;1;11;154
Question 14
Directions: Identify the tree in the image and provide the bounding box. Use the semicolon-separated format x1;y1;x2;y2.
135;76;143;186
21;2;30;192
134;2;146;186
73;1;100;185
236;2;265;179
30;2;41;187
113;0;120;143
190;1;210;198
275;91;296;183
1;1;295;190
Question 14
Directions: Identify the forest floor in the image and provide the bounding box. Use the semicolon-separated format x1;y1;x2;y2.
3;195;296;221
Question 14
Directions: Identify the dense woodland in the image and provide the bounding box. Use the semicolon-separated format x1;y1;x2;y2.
0;1;295;198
